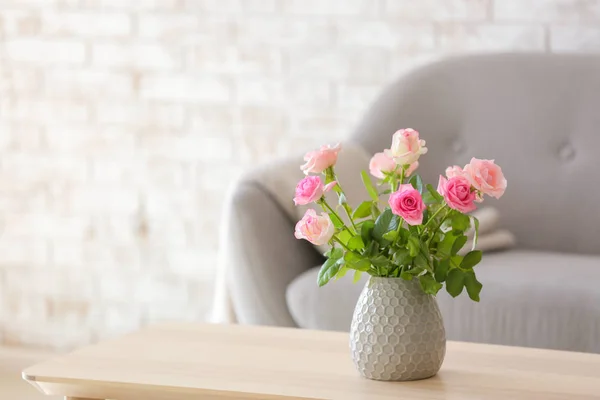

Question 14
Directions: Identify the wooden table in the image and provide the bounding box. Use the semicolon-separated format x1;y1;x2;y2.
23;323;600;400
1;346;61;400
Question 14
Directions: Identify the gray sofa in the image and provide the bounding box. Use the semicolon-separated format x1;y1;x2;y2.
221;54;600;353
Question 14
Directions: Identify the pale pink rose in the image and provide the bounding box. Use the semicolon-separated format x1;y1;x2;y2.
369;152;397;179
294;209;335;245
369;151;418;179
438;175;477;213
405;161;419;177
300;143;342;175
385;128;428;166
323;181;337;192
293;176;337;206
388;184;425;226
463;158;507;199
445;165;465;179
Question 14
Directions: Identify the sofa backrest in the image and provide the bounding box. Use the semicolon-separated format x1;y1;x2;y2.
351;53;600;255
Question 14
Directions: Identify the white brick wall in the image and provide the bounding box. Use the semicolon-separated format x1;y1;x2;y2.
91;42;182;69
40;11;132;37
5;38;86;64
140;75;232;102
0;0;598;349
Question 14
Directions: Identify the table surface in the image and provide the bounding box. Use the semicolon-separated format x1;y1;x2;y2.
23;323;600;400
1;346;61;400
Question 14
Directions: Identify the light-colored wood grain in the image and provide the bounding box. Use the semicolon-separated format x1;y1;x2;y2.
22;323;600;400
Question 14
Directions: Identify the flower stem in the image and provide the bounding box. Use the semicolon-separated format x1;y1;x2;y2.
332;235;351;252
331;174;358;232
422;204;447;230
320;199;354;234
398;166;405;190
426;207;451;246
343;205;358;232
392;215;405;245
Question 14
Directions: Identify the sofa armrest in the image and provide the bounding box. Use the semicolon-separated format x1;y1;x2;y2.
223;181;324;327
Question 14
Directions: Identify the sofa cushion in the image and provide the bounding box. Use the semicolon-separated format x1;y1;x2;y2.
286;250;600;353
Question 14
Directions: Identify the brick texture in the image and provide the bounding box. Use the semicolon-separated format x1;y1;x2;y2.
0;0;596;349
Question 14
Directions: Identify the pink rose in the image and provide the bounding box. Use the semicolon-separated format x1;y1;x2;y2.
405;161;419;177
438;175;477;213
369;151;418;179
385;128;427;166
388;184;425;225
294;209;335;245
369;152;397;179
293;176;337;206
300;143;342;175
463;158;507;199
445;165;465;179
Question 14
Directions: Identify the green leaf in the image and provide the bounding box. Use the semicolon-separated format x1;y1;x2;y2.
352;201;372;219
335;265;349;280
371;203;381;219
317;257;341;287
349;259;371;272
419;274;443;295
446;269;465;297
360;170;379;202
413;252;429;270
420;241;430;258
338;192;347;205
451;235;468;256
344;250;370;271
472;216;480;251
369;255;389;268
373;209;399;241
360;220;375;244
347;236;365;251
402;266;424;280
450;255;463;268
325;247;343;259
410;266;425;275
451;212;471;232
429;231;443;246
461;250;482;269
344;251;362;263
437;232;458;258
329;212;344;229
400;271;414;280
409;174;423;193
434;259;450;282
421;209;429;226
337;230;352;246
393;248;412;266
426;184;444;202
407;235;421;257
422;191;436;205
382;230;398;241
396;228;409;245
464;270;482;301
366;240;379;257
353;270;363;283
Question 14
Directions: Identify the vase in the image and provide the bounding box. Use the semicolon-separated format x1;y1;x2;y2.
349;277;446;381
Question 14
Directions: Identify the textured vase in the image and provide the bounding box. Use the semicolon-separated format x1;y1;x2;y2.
350;277;446;381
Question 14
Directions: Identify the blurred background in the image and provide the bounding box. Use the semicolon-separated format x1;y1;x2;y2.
0;0;598;351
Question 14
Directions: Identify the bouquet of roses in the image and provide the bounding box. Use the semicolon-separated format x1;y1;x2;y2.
292;129;507;301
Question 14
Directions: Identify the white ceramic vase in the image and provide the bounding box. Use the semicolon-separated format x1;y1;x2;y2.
349;277;446;381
